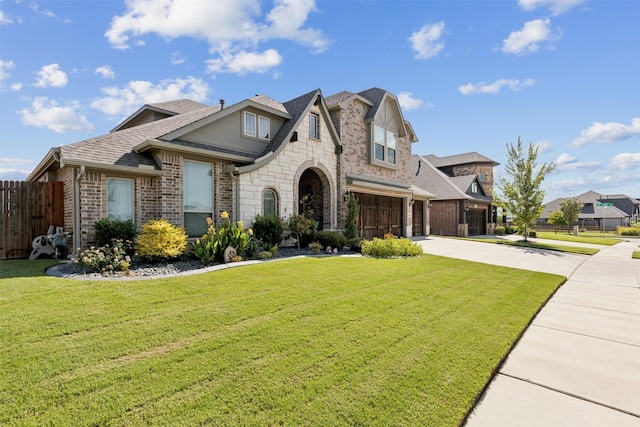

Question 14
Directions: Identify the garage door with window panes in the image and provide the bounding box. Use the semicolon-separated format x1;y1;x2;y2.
467;209;486;235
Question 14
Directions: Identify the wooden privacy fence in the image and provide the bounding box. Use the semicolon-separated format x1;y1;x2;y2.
0;181;64;259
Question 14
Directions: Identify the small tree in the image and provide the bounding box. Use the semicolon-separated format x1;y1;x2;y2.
494;138;556;242
559;198;583;233
343;193;360;240
547;210;567;233
288;214;314;251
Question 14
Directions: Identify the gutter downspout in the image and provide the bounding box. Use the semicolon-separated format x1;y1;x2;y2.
73;165;86;252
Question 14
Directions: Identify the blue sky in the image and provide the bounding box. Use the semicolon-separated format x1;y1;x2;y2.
1;0;638;201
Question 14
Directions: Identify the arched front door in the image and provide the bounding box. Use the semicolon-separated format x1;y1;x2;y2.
298;169;327;230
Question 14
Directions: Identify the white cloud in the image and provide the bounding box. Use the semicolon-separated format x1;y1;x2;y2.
534;140;553;154
206;49;282;74
502;18;560;55
458;78;535;95
408;21;446;60
0;10;14;25
10;82;22;91
555;152;600;171
0;158;34;180
609;153;640;171
95;65;116;79
104;0;327;75
18;97;94;133
170;51;186;65
0;59;15;80
397;92;424;110
571;118;640;147
518;0;587;16
29;3;55;18
34;63;68;88
91;76;210;116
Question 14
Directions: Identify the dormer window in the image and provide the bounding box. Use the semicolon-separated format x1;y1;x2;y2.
372;124;397;166
244;112;270;140
471;182;479;193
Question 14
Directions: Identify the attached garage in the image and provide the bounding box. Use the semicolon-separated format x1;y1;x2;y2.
467;208;486;235
357;193;404;240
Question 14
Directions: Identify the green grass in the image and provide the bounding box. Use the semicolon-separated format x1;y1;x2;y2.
468;237;600;255
0;259;62;279
533;231;621;246
633;246;640;259
0;256;564;426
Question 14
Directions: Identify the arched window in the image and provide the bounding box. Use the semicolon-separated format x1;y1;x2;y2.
263;189;278;217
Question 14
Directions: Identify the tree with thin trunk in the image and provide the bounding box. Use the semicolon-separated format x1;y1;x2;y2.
494;138;556;242
559;197;583;233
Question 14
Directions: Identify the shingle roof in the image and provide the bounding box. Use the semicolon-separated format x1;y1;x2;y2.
424;152;499;167
413;155;479;201
60;105;221;168
358;87;387;121
251;94;288;113
324;91;355;108
146;99;211;115
540;190;633;219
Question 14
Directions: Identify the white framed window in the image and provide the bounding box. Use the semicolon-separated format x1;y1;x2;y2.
309;112;320;139
259;116;270;139
471;182;479;193
372;124;397;166
183;160;213;237
263;188;278;217
244;111;270;140
244;112;256;137
107;178;133;221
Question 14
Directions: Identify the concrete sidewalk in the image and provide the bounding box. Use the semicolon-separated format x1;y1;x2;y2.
416;237;640;426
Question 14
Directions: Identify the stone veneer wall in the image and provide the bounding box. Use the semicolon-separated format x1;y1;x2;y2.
238;104;338;229
451;164;495;196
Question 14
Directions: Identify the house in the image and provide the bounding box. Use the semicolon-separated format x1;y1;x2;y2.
411;152;498;236
538;190;640;230
28;87;431;249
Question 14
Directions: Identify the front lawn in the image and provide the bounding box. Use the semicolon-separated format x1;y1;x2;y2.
533;231;621;246
467;237;600;255
0;256;564;426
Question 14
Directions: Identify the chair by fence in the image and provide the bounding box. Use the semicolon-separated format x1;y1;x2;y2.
0;181;64;259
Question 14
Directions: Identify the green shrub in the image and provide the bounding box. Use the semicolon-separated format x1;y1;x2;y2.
618;226;640;236
347;237;363;253
73;239;131;273
315;230;347;250
361;237;423;258
193;212;254;265
135;219;188;262
257;251;273;260
252;214;285;247
309;242;322;254
343;193;360;240
287;214;317;251
495;226;505;236
94;219;137;248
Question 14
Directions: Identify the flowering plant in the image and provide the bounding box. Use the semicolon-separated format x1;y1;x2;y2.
193;212;254;264
73;239;132;274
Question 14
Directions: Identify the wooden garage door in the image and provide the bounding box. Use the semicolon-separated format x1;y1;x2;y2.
358;193;403;240
468;208;486;236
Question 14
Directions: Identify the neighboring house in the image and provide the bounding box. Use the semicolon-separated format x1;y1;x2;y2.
539;190;640;230
28;87;431;249
412;152;498;236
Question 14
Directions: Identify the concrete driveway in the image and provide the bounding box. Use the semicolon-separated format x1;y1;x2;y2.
414;236;640;426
